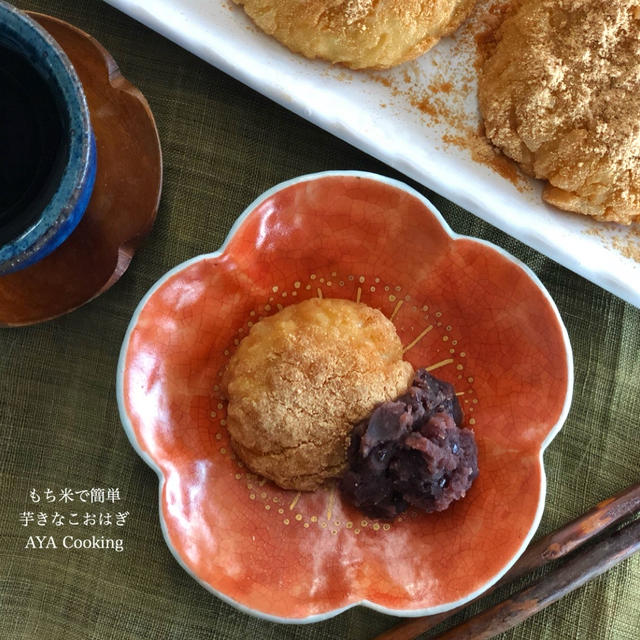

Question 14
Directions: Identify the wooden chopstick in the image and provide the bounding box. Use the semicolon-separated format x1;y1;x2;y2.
374;482;640;640
430;517;640;639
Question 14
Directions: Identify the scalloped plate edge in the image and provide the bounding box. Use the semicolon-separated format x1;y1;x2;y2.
116;170;574;623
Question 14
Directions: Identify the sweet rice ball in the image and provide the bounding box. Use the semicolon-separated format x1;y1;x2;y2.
234;0;477;70
223;297;414;490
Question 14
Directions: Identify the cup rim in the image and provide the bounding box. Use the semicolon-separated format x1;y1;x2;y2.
0;0;94;271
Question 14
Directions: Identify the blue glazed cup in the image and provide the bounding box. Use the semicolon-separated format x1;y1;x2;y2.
0;0;96;274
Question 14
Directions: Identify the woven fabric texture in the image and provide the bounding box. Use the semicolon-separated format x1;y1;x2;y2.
1;1;638;639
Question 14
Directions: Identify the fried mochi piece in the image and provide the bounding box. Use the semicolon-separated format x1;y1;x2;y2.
223;298;414;490
479;0;640;224
233;0;477;69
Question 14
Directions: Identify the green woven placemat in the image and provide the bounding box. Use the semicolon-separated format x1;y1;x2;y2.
1;1;638;638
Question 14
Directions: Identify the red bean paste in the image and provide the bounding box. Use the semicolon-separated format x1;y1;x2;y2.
340;369;478;519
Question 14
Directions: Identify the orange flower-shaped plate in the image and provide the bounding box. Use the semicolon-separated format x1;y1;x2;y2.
117;172;573;622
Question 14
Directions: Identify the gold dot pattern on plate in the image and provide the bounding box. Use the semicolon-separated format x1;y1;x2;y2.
207;270;479;535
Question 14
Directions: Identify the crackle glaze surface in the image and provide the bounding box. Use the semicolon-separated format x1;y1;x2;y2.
119;173;572;621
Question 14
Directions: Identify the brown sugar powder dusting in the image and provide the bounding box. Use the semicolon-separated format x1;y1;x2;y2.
478;0;640;224
445;0;529;190
429;81;453;94
612;233;640;263
412;95;439;120
473;0;515;70
584;224;640;264
443;125;523;186
368;0;529;192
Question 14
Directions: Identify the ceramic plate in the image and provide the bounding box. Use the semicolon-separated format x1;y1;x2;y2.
105;0;640;307
117;172;573;622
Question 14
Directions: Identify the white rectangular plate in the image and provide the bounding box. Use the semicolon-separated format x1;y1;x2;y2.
105;0;640;307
